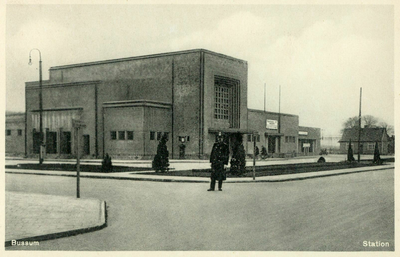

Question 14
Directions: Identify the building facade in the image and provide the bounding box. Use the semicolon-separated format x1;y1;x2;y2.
25;49;249;159
23;49;321;160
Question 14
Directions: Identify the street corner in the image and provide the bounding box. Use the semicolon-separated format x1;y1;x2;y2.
5;191;107;247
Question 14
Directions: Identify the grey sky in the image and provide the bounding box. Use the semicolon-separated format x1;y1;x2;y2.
5;4;394;135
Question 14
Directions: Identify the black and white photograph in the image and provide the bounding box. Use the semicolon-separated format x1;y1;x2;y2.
2;0;398;254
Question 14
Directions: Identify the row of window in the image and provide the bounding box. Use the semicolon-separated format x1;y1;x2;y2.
285;136;296;143
110;131;134;140
247;134;261;142
345;143;377;150
110;131;170;141
6;129;23;136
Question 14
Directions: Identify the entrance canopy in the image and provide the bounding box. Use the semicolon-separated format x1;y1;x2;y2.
264;132;284;137
208;127;257;134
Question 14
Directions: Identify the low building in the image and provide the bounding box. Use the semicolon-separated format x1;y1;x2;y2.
339;127;390;155
5;113;25;156
246;109;321;157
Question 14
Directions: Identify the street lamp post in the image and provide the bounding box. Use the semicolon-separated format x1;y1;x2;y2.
29;49;43;164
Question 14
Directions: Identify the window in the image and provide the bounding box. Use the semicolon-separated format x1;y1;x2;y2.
157;132;162;141
286;136;296;143
127;131;134;140
214;85;230;120
247;135;252;142
256;135;260;142
110;131;117;140
150;131;155;140
118;131;125;140
368;143;375;151
18;129;22;136
6;130;11;136
186;136;190;142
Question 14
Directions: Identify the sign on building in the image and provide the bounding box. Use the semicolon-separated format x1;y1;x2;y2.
303;143;311;147
266;119;278;130
299;131;308;136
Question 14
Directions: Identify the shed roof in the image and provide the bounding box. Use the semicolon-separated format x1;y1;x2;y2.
339;127;388;142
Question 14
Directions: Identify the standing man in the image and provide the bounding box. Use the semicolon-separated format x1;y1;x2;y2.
208;132;230;191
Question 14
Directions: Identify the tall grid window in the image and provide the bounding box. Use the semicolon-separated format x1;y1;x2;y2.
214;85;229;120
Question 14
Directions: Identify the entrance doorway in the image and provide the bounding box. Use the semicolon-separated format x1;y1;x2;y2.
83;135;90;156
268;136;276;153
61;131;71;154
46;131;57;154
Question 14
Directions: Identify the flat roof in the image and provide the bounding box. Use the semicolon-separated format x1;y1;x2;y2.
248;108;299;118
50;49;247;70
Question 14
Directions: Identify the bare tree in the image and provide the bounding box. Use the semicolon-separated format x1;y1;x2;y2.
363;115;379;127
341;116;360;133
378;122;394;136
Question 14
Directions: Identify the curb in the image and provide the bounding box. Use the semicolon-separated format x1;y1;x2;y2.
226;166;394;183
5;201;108;247
5;165;394;183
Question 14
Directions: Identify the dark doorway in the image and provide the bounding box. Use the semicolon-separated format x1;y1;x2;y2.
33;130;41;154
46;131;57;154
61;131;71;154
268;136;276;153
83;135;90;155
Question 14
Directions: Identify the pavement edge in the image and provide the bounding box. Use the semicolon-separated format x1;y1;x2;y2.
5;200;108;248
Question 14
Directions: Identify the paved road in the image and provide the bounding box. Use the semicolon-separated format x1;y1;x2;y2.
6;169;394;251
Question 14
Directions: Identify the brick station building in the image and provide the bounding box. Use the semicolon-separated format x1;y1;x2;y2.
24;49;320;159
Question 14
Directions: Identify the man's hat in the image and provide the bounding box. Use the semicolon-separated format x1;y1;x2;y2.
217;132;223;138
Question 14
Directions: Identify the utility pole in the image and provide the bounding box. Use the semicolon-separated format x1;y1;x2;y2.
278;85;281;154
264;83;266;112
357;88;362;162
29;49;44;164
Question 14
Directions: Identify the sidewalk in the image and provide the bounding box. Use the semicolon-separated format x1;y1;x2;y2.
5;163;395;183
5;192;107;247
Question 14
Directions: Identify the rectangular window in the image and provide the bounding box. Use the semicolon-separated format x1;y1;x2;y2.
157;132;162;141
187;136;190;142
6;130;11;136
247;135;252;142
110;131;117;140
150;131;155;140
368;143;375;150
118;131;125;140
214;85;230;120
285;136;289;143
127;131;134;140
18;129;22;136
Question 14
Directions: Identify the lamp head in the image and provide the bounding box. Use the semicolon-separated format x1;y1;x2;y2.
28;56;32;65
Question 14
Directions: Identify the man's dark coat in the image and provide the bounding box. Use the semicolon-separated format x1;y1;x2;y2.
210;141;230;181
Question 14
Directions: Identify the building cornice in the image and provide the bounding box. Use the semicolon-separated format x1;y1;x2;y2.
30;107;84;112
103;100;172;109
26;80;101;90
49;49;247;71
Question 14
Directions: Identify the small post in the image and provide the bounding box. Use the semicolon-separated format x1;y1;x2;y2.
357;87;362;163
73;118;85;199
76;127;80;198
253;133;256;180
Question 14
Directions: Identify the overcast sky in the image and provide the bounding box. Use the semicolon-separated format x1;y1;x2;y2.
5;3;395;135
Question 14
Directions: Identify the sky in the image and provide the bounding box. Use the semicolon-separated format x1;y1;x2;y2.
4;3;395;136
